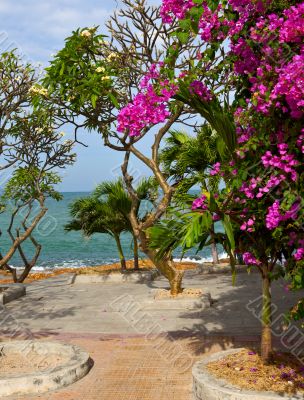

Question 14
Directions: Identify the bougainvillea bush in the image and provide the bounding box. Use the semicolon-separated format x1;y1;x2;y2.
117;0;304;363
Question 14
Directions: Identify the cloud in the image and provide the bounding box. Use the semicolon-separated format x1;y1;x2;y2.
0;0;157;191
0;0;115;64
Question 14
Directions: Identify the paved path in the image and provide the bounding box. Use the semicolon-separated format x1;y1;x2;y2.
0;269;303;399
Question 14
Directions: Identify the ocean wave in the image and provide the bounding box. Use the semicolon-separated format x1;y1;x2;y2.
173;252;228;264
8;258;121;271
8;253;228;271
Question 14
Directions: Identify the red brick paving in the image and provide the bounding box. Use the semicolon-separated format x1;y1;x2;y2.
7;333;261;400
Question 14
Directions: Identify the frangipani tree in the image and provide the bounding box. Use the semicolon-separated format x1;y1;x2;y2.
38;0;225;294
0;50;75;282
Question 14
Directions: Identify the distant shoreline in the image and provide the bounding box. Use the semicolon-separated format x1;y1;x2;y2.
0;258;230;284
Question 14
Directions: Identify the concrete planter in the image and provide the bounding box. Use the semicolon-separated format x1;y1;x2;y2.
193;348;302;400
0;340;92;397
0;284;26;305
142;290;212;310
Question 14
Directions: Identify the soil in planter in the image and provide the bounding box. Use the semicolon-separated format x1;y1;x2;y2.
0;350;69;377
154;288;203;299
207;348;304;395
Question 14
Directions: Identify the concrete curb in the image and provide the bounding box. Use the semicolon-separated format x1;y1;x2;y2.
193;348;302;400
74;271;156;284
0;284;26;305
197;264;251;275
0;340;92;397
28;274;76;287
197;264;282;275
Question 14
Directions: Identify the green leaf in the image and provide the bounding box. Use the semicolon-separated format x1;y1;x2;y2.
223;215;235;251
60;62;65;76
175;31;190;44
91;94;98;108
108;92;119;108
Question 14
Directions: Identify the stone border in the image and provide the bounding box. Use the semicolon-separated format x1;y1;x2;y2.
197;264;252;274
193;348;302;400
0;340;92;397
197;263;282;275
74;270;158;284
0;284;26;305
142;292;212;310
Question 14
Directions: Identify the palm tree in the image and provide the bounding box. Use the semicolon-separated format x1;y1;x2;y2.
94;177;158;270
65;195;130;270
159;126;221;263
66;178;158;271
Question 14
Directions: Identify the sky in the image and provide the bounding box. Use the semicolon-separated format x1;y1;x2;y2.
0;0;155;192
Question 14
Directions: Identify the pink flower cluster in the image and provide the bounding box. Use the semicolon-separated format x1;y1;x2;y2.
189;80;213;102
160;0;194;23
240;174;287;200
236;126;254;144
266;200;282;230
117;83;177;136
280;3;304;43
294;248;304;261
266;200;300;230
209;162;221;176
240;177;261;199
231;38;259;75
271;53;304;119
261;144;299;182
256;175;285;199
243;252;262;266
297;129;304;153
139;63;162;89
240;216;255;232
192;195;208;211
198;3;222;42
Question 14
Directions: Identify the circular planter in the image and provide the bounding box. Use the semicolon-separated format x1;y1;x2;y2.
193;348;302;400
0;340;92;397
142;289;211;310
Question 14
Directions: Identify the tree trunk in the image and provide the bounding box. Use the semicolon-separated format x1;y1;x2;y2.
261;271;272;364
139;231;183;295
9;229;42;283
132;234;139;270
210;225;219;264
211;241;219;264
16;244;42;283
120;147;184;294
150;253;184;295
114;234;127;271
0;207;47;269
3;265;18;282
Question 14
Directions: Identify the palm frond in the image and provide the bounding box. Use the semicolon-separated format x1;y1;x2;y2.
148;211;212;260
136;177;158;201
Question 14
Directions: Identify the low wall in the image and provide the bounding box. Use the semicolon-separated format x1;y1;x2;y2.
74;270;158;284
0;284;26;305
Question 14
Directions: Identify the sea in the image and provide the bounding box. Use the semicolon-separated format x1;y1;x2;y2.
0;192;226;271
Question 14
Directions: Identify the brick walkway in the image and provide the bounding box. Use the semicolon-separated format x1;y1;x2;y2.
2;272;301;399
10;333;260;400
